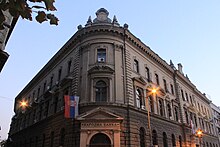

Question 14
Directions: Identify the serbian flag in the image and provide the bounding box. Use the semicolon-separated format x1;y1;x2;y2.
64;95;79;118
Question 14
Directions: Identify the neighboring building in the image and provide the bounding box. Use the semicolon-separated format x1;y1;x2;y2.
8;8;219;147
0;10;17;72
211;103;220;143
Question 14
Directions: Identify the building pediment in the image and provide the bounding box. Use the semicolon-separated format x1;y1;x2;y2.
77;107;123;121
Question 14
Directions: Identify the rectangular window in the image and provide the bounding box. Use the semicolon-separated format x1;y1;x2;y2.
133;59;139;73
163;79;168;92
155;73;159;85
170;84;174;95
181;89;185;101
58;68;62;81
97;48;106;62
67;60;72;74
145;67;150;81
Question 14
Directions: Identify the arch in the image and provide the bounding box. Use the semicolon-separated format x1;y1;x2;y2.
171;134;176;147
139;127;146;147
152;129;158;145
89;133;111;147
95;80;107;102
163;132;168;147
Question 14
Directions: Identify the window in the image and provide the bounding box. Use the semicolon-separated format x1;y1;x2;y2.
54;96;58;113
50;76;53;88
179;136;182;147
155;73;159;85
45;101;49;117
185;92;188;101
159;99;163;116
152;130;158;145
170;84;174;95
174;107;179;121
185;110;189;124
134;59;139;73
149;96;154;113
163;132;168;147
163;79;168;92
97;48;106;62
67;60;72;74
171;134;176;147
95;80;107;102
59;128;65;146
35;136;38;147
167;103;172;118
37;87;40;98
136;88;144;108
43;81;47;92
58;68;62;81
139;127;146;147
145;67;150;81
181;89;185;101
50;131;54;147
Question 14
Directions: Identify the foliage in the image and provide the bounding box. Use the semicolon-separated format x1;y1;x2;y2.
0;139;7;147
0;0;58;29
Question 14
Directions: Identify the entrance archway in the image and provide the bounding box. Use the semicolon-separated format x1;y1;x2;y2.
89;133;112;147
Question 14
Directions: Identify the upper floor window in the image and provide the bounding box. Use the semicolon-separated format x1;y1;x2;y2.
58;68;62;81
170;84;174;95
159;99;164;116
181;89;185;101
155;73;159;85
95;80;107;102
163;79;168;92
67;60;72;74
185;92;189;102
134;59;139;73
148;96;154;113
171;134;176;147
167;103;172;118
97;48;106;62
136;88;144;108
174;107;179;121
145;67;150;81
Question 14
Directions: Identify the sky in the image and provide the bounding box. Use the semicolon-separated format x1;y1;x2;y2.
1;0;220;140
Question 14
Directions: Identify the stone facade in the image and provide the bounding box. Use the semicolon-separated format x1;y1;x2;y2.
8;8;219;147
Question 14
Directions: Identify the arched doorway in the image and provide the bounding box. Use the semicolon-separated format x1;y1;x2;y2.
89;133;112;147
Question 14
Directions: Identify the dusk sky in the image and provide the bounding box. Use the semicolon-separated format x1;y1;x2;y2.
1;0;220;140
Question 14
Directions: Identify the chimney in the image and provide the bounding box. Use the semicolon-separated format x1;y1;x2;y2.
177;63;183;74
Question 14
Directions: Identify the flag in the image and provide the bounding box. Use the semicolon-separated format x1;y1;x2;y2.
64;95;79;118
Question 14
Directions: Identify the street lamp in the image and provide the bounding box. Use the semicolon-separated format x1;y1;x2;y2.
19;99;28;113
146;86;158;147
196;129;203;147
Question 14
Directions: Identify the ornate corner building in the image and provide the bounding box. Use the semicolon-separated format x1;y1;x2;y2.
8;8;220;147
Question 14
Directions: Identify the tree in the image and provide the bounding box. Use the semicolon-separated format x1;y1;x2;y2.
0;139;7;147
0;0;58;30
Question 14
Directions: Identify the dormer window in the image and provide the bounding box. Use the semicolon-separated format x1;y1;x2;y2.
97;48;106;62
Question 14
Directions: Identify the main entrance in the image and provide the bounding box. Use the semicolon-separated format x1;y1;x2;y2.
89;133;112;147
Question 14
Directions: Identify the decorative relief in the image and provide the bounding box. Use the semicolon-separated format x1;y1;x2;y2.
82;122;120;127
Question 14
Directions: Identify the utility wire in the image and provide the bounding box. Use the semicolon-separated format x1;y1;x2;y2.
0;96;13;101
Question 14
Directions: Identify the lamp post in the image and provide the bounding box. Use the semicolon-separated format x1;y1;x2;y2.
196;129;203;147
19;99;28;113
146;87;158;147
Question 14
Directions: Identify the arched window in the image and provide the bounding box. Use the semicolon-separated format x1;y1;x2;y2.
167;103;172;118
50;131;54;147
95;80;107;102
163;132;168;147
171;134;176;147
59;128;65;146
89;133;111;147
139;127;146;147
152;130;158;145
206;142;209;147
136;88;144;108
179;136;182;147
210;143;213;147
159;99;163;116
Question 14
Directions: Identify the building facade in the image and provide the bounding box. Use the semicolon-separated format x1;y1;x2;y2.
0;10;17;72
8;8;219;147
211;103;220;143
